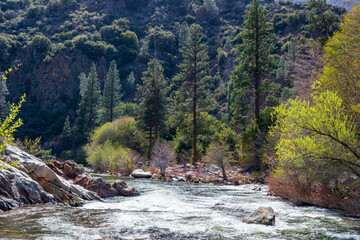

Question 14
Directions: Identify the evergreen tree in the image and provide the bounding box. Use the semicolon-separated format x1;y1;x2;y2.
75;63;101;146
204;0;219;16
102;60;122;122
61;115;72;150
231;0;274;130
63;115;71;137
137;59;168;146
307;0;338;44
173;24;212;164
79;72;87;97
0;78;9;118
127;71;136;93
177;22;190;50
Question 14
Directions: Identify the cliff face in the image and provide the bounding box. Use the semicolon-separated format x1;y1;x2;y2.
0;145;139;211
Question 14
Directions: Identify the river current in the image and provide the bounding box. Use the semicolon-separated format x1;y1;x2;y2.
0;176;359;240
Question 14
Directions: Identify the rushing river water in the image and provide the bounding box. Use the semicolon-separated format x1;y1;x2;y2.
0;176;360;240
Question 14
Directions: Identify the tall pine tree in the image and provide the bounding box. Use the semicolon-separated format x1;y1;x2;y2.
137;59;167;146
173;24;212;164
0;77;9;118
102;60;122;123
75;63;101;146
231;0;274;130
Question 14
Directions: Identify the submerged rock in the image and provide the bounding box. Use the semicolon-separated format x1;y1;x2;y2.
242;207;275;225
131;169;152;178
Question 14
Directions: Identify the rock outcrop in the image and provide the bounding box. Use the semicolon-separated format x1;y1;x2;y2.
0;145;139;211
242;207;275;225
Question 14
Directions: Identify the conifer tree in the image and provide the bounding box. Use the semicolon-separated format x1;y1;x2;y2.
61;115;72;150
0;78;9;118
127;71;136;92
137;59;167;146
231;0;274;130
102;60;122;122
75;63;101;146
173;24;212;164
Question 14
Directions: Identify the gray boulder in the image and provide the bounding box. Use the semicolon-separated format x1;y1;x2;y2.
243;207;275;225
131;169;152;178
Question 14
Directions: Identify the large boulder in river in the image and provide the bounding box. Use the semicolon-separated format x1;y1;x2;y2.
73;174;119;198
243;207;275;225
131;169;152;178
113;180;140;197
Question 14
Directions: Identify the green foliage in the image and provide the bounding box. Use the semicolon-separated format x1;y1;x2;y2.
307;0;340;44
318;5;360;116
102;60;122;123
231;0;277;129
17;137;54;162
86;139;129;172
173;112;224;158
113;102;139;118
31;35;51;53
87;116;146;155
173;24;214;163
136;59;168;145
272;90;360;181
0;94;25;153
75;64;101;146
204;0;219;16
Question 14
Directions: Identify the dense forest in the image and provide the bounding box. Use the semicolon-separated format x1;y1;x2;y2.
1;0;360;216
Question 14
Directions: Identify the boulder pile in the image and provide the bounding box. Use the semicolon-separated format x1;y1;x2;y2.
0;145;139;211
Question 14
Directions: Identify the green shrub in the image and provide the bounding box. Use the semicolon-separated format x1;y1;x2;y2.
88;116;146;155
86;140;129;171
31;35;51;53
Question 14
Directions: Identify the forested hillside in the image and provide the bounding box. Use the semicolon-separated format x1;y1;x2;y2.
0;0;345;161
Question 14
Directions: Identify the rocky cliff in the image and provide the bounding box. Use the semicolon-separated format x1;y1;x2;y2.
0;145;139;211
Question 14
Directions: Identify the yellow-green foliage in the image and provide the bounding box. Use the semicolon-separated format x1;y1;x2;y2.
272;91;359;180
0;94;25;153
318;5;360;115
88;116;145;153
86;116;145;172
17;137;53;162
86;140;129;172
271;6;360;188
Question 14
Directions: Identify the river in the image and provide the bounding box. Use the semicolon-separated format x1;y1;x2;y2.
0;176;360;240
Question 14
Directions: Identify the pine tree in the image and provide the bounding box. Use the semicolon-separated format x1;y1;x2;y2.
307;0;338;44
75;63;101;146
204;0;219;16
231;0;274;130
61;115;72;150
127;71;136;93
0;78;9;118
102;60;122;122
173;24;212;164
137;59;167;146
62;115;71;139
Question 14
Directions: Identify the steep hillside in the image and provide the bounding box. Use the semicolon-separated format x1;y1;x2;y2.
0;0;345;151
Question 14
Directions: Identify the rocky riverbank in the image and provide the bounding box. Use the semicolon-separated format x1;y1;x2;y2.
128;163;266;185
0;145;139;211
